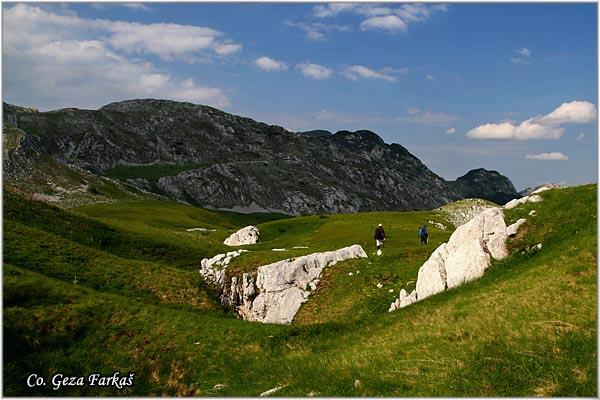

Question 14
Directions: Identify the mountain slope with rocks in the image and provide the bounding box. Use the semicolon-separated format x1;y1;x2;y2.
3;99;519;214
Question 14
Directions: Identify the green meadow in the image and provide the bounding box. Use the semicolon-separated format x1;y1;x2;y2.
3;185;596;396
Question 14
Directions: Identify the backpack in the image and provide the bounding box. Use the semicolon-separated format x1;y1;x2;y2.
418;227;424;237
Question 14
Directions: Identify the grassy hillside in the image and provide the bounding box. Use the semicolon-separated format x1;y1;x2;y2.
3;184;596;396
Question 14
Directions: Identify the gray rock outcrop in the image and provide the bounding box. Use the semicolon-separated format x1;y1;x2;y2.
3;100;518;214
224;225;260;246
200;244;368;324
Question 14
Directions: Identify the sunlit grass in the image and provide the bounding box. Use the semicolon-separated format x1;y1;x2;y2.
3;184;596;396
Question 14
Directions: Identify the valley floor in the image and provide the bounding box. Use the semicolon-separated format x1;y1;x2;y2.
2;185;597;396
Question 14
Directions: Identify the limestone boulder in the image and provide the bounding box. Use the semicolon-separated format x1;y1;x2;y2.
504;194;543;209
415;243;448;300
224;225;260;246
200;249;248;287
390;206;509;311
400;290;417;308
506;218;527;237
482;208;509;259
205;244;367;324
445;237;491;288
247;244;367;323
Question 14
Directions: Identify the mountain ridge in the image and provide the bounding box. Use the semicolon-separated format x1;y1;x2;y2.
3;99;520;214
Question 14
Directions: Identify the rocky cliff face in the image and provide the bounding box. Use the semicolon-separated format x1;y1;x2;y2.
3;99;519;214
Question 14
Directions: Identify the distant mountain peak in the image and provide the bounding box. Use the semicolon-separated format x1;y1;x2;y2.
451;168;520;204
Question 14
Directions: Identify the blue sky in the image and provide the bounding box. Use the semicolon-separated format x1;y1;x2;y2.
3;2;597;190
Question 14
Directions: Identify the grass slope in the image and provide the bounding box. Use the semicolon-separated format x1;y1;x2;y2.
104;162;212;182
3;184;596;396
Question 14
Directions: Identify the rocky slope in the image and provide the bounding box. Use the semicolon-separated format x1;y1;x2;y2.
3;99;519;214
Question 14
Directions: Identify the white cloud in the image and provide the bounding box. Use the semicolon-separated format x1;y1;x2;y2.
425;74;436;83
3;4;241;62
92;3;151;12
526;152;569;161
446;127;456;134
212;42;242;55
3;4;230;110
297;62;333;80
342;65;407;82
283;20;351;41
315;3;447;34
467;101;597;140
396;108;458;126
121;3;152;12
537;101;596;125
510;47;532;64
575;132;585;141
360;15;407;32
103;22;226;60
313;3;357;18
254;56;288;72
467;120;565;140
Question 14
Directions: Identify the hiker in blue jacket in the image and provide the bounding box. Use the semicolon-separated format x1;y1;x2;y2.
419;224;429;245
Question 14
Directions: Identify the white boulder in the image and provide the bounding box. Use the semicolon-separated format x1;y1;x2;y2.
390;207;509;310
531;183;565;195
200;249;248;286
224;225;260;246
400;290;417;308
504;194;543;209
415;243;448;300
506;218;527;237
528;194;543;203
445;237;490;289
247;244;367;324
428;220;447;230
